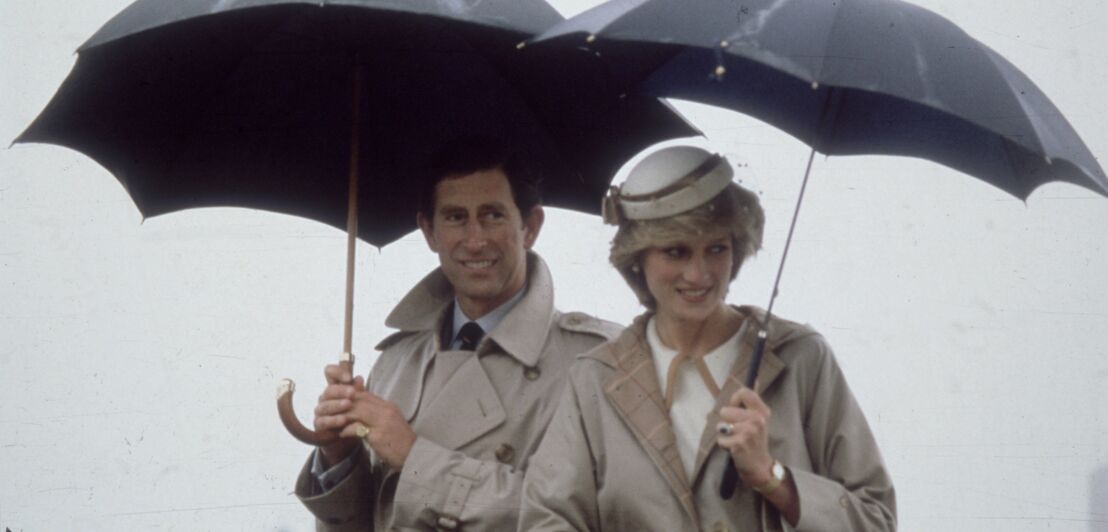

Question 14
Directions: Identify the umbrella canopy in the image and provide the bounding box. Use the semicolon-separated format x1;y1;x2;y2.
16;0;697;247
529;0;1108;200
15;0;697;446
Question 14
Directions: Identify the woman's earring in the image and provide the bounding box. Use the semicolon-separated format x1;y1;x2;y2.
631;263;641;273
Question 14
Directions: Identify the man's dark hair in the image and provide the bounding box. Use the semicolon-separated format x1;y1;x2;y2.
418;136;541;221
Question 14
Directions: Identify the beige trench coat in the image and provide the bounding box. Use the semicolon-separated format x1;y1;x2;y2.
296;253;618;531
520;307;896;532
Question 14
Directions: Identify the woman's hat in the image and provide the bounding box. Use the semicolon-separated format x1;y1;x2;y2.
602;145;740;225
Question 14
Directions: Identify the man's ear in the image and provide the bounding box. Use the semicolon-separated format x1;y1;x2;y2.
522;205;545;250
417;211;438;252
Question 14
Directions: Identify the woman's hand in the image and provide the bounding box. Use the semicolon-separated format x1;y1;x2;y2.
716;386;775;486
716;386;800;525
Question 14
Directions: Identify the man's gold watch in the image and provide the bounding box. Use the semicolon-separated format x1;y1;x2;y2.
751;460;787;494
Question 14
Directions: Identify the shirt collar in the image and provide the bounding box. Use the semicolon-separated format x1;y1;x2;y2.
449;287;525;349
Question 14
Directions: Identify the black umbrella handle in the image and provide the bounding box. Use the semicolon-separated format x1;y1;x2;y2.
719;331;768;499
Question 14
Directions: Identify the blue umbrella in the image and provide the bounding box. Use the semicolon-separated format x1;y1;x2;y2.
527;0;1108;499
528;0;1107;199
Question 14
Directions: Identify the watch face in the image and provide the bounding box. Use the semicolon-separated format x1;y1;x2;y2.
772;461;786;480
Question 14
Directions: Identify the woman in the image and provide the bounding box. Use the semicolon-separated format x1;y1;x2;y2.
519;145;896;531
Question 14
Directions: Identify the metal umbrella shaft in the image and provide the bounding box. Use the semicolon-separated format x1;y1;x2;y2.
720;147;816;498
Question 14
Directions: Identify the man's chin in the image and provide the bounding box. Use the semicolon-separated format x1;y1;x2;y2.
454;283;500;302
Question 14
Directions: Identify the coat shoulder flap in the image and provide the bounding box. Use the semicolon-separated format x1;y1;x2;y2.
374;329;420;352
557;311;621;341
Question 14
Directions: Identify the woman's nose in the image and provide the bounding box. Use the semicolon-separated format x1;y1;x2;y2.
682;255;711;282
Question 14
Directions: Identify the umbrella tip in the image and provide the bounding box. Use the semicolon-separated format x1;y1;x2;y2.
811;81;820;90
713;65;727;78
517;40;526;50
586;34;597;43
719;40;729;48
1044;156;1053;165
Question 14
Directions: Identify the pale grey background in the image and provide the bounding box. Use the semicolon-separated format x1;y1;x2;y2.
2;1;1106;530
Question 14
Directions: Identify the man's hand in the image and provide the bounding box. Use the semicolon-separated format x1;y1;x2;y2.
313;363;365;467
338;392;417;470
716;386;775;486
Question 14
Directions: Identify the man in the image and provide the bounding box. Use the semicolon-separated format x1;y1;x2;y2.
295;137;619;530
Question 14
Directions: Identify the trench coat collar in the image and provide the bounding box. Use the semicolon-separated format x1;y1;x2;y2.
584;306;804;526
589;312;699;525
383;251;555;368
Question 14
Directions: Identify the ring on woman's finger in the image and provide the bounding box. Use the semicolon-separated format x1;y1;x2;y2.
717;422;734;436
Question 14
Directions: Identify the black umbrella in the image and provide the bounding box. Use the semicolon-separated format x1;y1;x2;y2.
16;0;697;445
18;0;696;246
527;0;1108;498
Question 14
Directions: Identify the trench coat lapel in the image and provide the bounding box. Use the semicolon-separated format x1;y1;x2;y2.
371;338;438;423
484;253;556;368
409;254;554;449
690;308;788;485
376;264;455;422
412;351;506;450
600;316;699;526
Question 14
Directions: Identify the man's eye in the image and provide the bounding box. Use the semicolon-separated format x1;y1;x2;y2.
443;213;465;223
483;211;506;220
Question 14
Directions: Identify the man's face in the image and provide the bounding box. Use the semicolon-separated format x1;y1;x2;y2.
417;167;544;319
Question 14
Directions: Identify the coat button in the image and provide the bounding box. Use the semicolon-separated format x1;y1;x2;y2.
524;366;541;380
494;443;515;464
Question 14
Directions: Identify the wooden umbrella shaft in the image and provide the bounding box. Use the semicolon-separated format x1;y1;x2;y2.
344;66;363;357
276;62;364;447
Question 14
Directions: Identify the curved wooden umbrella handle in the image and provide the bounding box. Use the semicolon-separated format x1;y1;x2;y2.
276;353;355;446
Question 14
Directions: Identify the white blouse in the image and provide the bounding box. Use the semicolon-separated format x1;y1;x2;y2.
647;316;746;478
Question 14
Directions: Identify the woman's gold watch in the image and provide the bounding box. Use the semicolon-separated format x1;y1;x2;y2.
751;460;787;494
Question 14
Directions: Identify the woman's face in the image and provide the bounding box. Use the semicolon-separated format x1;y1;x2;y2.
642;228;734;325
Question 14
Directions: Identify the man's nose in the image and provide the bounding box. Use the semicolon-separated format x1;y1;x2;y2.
462;220;488;249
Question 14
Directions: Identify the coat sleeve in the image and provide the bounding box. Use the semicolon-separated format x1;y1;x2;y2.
295;444;378;531
787;335;897;531
518;368;600;532
386;436;527;530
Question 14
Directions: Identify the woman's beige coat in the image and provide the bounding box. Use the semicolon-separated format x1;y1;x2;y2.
520;307;896;531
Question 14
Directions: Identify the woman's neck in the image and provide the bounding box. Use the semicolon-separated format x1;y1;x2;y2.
654;304;744;357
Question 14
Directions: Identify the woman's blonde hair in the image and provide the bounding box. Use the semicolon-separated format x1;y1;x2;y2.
609;183;765;309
